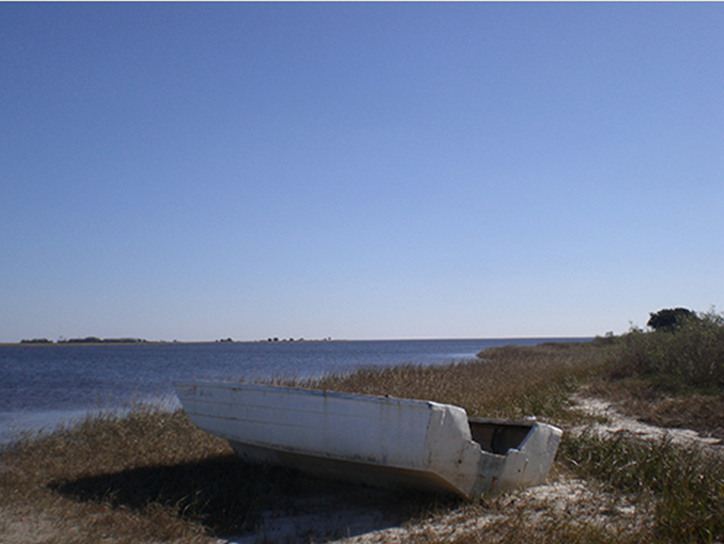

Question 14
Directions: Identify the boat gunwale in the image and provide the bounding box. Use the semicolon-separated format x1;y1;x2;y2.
173;380;446;409
467;416;538;428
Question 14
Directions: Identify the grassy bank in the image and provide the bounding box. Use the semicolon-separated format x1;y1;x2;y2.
587;310;724;438
3;314;724;543
289;340;603;421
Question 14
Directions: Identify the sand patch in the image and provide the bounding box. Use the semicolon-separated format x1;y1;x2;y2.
571;395;724;449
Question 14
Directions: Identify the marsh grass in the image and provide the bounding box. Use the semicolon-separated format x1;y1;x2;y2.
1;405;230;542
469;506;649;544
560;429;724;543
286;341;603;423
604;310;724;394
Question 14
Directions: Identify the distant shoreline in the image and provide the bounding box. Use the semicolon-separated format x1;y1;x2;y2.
2;336;592;347
2;337;341;346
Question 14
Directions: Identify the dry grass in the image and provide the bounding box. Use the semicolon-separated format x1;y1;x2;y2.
559;429;724;543
1;406;228;543
287;341;603;423
0;405;452;543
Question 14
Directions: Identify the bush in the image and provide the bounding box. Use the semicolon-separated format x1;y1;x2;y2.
607;310;724;393
647;308;697;332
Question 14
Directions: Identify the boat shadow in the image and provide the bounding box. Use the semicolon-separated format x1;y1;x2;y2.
49;453;457;542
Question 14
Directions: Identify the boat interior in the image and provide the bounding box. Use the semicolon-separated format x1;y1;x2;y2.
467;417;534;455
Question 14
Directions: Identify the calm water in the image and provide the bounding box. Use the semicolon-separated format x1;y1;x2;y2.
0;338;584;443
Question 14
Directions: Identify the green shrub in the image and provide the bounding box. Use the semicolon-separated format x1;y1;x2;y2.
647;308;697;333
606;310;724;393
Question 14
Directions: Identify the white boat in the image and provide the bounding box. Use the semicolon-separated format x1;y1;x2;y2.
174;381;562;499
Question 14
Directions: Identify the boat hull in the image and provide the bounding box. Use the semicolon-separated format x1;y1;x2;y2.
174;381;562;498
228;439;465;496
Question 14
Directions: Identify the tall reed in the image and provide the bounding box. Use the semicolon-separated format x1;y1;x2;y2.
289;342;602;422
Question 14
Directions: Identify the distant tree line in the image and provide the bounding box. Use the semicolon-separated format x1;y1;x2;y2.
20;337;148;344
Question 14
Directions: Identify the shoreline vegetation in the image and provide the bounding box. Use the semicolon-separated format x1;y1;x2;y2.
3;308;724;543
21;337;151;344
13;336;338;345
11;336;586;346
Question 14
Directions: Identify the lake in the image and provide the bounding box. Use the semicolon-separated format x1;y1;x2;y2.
0;337;585;443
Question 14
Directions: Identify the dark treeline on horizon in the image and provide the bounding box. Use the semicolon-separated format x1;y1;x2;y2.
17;336;336;345
20;337;148;345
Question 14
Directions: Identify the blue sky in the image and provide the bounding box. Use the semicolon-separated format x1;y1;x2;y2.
2;3;722;342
